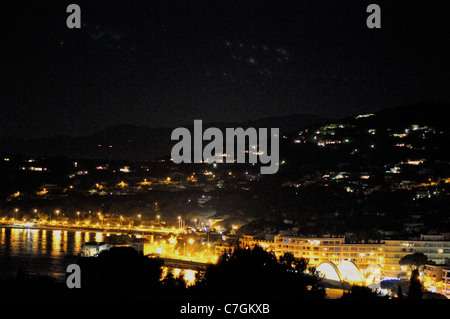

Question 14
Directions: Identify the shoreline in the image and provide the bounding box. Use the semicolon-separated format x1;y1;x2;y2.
0;224;213;268
0;223;149;235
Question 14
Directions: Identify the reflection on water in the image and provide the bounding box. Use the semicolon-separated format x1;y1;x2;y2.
0;227;105;281
161;267;198;286
0;227;200;286
52;230;61;256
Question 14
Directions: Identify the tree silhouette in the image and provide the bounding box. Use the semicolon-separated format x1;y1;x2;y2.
161;271;188;295
191;245;325;299
341;285;380;299
397;285;404;299
77;246;163;296
407;269;423;299
279;252;308;273
399;253;428;271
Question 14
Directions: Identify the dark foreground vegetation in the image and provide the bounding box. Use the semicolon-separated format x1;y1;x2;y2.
0;246;326;300
0;246;331;299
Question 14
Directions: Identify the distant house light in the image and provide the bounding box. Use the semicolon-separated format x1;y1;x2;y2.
354;113;375;119
119;166;131;173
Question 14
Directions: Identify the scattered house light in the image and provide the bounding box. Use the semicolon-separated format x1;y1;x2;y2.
119;166;131;173
406;159;425;165
28;167;47;172
392;133;408;138
354;113;375;119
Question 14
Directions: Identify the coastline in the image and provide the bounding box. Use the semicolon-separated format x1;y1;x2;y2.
0;223;158;236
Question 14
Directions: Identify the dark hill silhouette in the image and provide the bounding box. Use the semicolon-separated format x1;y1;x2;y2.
0;113;326;161
1;101;448;161
347;100;449;129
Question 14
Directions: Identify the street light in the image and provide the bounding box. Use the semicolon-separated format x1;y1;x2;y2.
97;212;102;227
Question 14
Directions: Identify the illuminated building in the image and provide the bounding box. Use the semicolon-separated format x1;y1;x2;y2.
274;235;347;265
272;235;383;271
240;235;275;252
423;263;450;296
240;235;384;282
443;269;450;298
384;234;450;278
240;233;450;290
215;242;236;256
81;241;110;257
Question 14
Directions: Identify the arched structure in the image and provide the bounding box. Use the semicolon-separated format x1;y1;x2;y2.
317;260;368;285
316;261;341;282
337;260;366;284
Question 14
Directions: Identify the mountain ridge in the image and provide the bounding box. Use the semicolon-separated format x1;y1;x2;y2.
0;113;327;161
1;101;448;161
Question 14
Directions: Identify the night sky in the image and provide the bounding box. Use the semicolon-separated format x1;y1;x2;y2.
2;0;450;138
